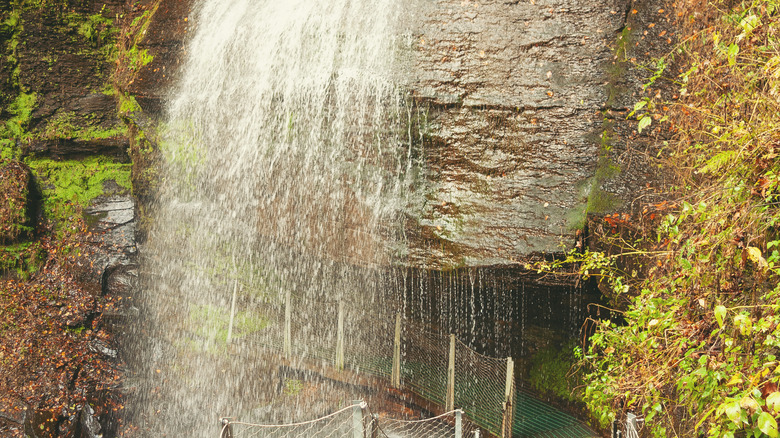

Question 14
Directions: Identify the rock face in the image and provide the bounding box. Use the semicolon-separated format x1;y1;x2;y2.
122;0;191;115
402;0;631;268
74;196;138;296
0;159;32;244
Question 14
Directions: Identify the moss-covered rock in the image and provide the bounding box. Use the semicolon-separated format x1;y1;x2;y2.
26;156;131;228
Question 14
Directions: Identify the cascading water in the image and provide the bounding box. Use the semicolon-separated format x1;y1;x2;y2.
126;1;414;435
122;0;608;435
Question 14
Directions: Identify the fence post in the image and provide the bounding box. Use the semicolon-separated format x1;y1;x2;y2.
284;291;291;358
220;417;234;438
370;413;380;438
455;409;463;438
446;334;456;412
336;301;345;370
226;279;238;344
391;312;401;387
352;400;365;438
501;356;515;438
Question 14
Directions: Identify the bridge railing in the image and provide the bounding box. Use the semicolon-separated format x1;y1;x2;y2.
243;296;514;437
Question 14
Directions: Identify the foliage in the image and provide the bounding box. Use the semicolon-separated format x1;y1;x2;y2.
283;378;304;396
0;241;44;279
114;3;157;83
529;341;582;403
578;0;780;436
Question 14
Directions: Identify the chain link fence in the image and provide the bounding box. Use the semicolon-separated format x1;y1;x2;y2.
240;294;595;437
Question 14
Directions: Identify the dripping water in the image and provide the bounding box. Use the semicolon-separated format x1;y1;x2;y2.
126;0;414;435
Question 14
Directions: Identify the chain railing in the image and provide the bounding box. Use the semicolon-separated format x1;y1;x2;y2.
220;402;480;438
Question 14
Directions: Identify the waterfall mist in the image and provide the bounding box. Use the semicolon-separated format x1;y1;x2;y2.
125;0;414;435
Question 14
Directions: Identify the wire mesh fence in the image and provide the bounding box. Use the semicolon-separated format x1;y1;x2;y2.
240;294;594;437
400;320;449;407
453;338;512;436
377;410;477;438
243;298;513;436
222;403;364;438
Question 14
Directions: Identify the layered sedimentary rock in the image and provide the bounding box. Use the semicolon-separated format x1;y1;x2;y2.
402;0;630;268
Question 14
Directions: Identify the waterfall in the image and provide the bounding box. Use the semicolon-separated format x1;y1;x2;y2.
127;0;410;435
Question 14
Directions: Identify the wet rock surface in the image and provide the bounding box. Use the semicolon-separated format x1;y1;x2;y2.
123;0;192;115
75;196;138;296
0;159;32;243
404;0;631;268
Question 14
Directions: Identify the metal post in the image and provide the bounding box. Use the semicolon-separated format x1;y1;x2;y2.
336;300;345;370
391;312;401;387
226;279;238;344
220;418;234;438
352;400;365;438
284;291;292;358
455;409;463;438
501;357;515;438
446;334;456;412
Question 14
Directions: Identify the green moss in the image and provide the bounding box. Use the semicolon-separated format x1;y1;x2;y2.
75;12;113;46
586;184;623;214
118;6;156;75
2;5;23;90
37;111;127;141
0;92;38;159
605;26;634;105
125;45;153;71
26;156;131;225
118;92;141;115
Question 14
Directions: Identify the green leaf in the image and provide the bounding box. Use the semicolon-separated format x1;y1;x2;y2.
715;305;727;329
768;392;780;414
727;43;740;66
726;374;743;386
734;313;753;336
637;115;652;133
701;150;737;174
758;411;778;437
739;14;759;36
725;400;742;425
